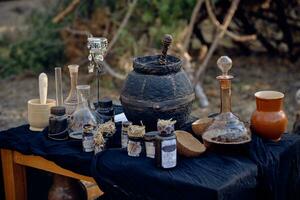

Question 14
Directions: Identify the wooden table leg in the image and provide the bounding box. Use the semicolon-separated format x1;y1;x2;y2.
1;149;27;200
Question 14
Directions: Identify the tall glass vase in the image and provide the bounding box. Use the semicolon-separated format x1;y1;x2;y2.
64;64;79;115
70;85;97;133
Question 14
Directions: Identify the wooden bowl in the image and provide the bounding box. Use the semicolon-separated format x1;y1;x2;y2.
175;130;206;157
192;118;213;136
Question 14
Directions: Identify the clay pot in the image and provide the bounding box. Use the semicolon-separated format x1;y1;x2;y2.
120;55;194;130
250;91;288;141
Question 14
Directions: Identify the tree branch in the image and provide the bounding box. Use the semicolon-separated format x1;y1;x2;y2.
102;61;126;80
195;0;241;84
205;0;256;42
183;0;205;50
106;0;138;53
64;27;91;36
52;0;81;24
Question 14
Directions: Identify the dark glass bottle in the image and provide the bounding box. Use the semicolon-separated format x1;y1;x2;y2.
94;98;114;123
48;106;69;141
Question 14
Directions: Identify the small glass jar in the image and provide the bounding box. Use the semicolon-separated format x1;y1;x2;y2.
121;121;132;148
48;106;69;141
94;98;114;124
127;136;144;157
127;125;145;157
144;131;158;158
155;120;177;169
82;124;95;152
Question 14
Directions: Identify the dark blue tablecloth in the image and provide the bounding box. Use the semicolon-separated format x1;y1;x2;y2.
0;123;122;176
91;133;300;200
1;119;300;200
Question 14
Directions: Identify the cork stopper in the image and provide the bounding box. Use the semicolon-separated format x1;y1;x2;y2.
159;34;173;65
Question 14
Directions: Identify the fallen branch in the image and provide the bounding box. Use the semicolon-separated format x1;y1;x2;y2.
52;0;81;24
195;0;241;84
106;0;138;53
183;0;205;50
205;0;256;42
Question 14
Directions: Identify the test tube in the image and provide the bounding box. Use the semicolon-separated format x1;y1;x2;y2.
55;67;63;106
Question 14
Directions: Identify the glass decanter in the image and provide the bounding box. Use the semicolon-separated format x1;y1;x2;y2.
202;56;251;144
69;85;97;133
64;64;79;115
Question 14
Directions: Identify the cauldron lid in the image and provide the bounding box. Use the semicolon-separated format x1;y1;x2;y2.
133;55;182;75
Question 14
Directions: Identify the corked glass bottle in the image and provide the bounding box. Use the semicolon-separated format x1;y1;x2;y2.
202;56;250;144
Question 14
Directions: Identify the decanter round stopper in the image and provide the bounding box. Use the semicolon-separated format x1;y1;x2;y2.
217;56;232;76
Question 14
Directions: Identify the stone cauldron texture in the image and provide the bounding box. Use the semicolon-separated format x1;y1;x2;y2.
120;55;195;131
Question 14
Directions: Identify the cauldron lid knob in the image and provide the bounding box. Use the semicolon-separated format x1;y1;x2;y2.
159;34;173;65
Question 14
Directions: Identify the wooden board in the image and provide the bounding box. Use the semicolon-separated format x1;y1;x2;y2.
13;151;96;183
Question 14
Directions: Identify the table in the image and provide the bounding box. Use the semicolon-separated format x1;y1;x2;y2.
91;133;300;200
1;149;102;200
1;124;300;200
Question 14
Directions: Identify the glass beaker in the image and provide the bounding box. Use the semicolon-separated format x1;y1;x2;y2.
64;64;79;115
69;85;97;133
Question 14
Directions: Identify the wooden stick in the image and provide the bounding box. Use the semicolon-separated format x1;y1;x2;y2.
194;0;241;84
52;0;81;24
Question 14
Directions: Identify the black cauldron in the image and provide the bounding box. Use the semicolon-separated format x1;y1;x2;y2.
120;54;195;130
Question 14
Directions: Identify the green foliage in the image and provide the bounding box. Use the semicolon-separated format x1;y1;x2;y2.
0;0;198;77
0;11;65;77
137;0;197;46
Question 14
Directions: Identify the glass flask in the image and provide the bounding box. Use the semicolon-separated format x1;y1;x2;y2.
69;85;97;133
202;56;251;144
64;64;79;115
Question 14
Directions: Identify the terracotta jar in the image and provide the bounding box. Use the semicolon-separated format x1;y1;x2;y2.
251;91;288;141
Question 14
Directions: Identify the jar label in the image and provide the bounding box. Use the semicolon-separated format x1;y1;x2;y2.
83;136;94;152
121;132;128;148
145;141;155;158
127;140;141;157
161;139;176;168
